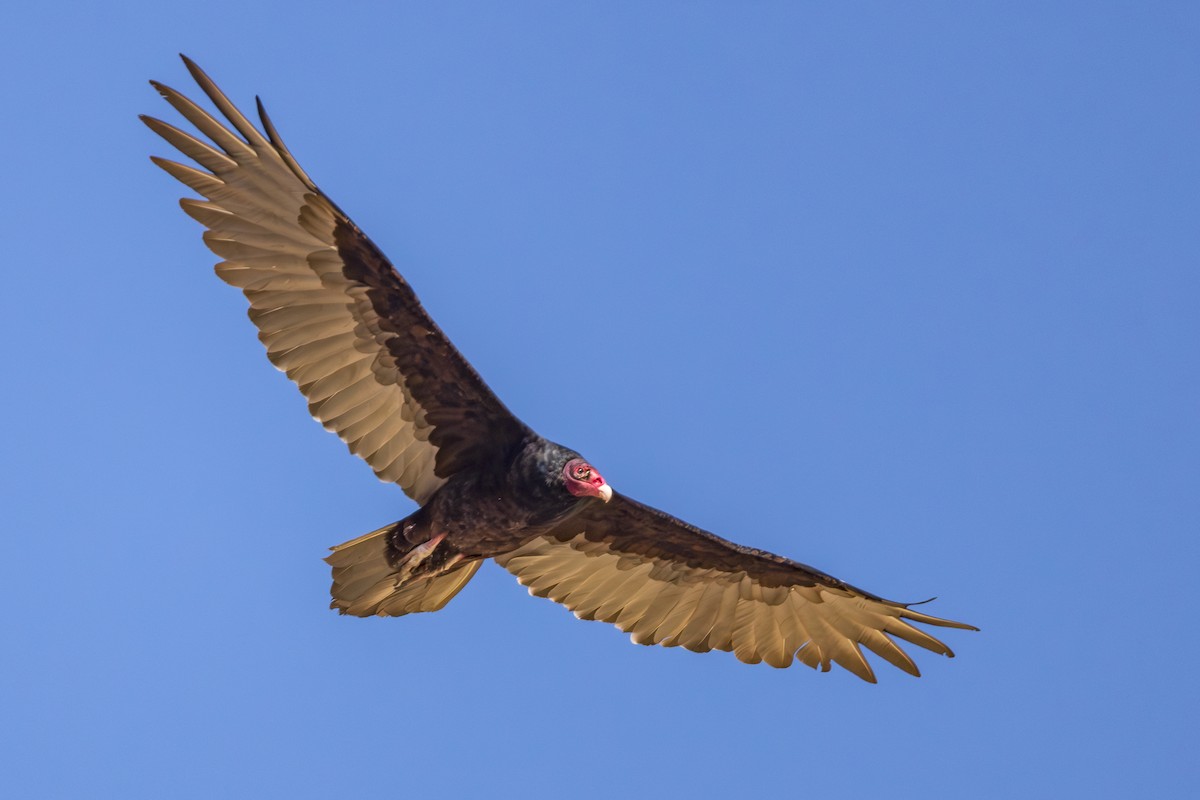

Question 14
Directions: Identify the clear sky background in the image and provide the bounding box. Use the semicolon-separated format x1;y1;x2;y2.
3;3;1197;798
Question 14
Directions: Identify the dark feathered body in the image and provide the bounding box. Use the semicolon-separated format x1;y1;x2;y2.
392;436;589;561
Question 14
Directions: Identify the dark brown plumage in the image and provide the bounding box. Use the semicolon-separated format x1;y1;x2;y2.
145;56;976;682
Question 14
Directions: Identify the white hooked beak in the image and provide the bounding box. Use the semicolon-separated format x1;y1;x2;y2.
597;483;613;503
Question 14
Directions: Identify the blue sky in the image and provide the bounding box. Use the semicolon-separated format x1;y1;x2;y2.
3;2;1197;797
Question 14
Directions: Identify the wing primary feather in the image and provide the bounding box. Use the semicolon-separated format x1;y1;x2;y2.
149;80;254;158
141;115;237;173
183;199;324;252
256;95;320;191
902;606;980;631
151;156;224;196
857;628;921;677
179;55;273;150
883;618;957;657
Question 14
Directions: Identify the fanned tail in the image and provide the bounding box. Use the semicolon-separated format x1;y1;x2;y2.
325;523;481;617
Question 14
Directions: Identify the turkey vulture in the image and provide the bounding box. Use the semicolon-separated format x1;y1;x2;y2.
143;56;976;682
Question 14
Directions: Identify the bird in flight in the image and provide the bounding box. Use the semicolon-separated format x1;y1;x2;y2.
144;56;975;682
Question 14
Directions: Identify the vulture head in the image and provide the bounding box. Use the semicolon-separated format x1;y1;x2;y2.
505;443;613;526
563;458;612;503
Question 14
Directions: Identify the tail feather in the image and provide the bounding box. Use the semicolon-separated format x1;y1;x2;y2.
325;523;481;617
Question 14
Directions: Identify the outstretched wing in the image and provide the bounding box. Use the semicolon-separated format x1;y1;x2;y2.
143;56;529;503
496;494;976;682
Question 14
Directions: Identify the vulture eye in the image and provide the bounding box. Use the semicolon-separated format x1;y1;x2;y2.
574;465;591;480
